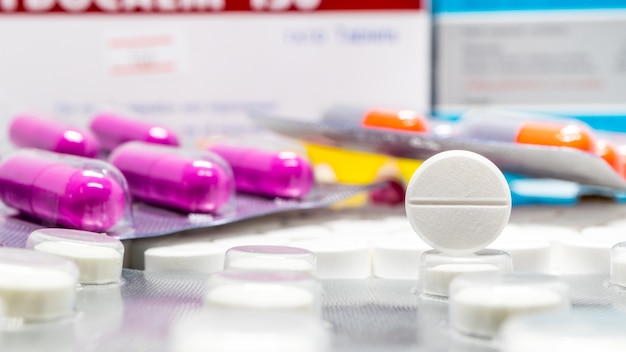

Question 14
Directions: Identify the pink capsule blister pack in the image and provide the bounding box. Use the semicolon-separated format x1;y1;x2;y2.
0;111;386;249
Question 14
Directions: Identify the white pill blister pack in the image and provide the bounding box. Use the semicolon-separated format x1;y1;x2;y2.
5;150;626;352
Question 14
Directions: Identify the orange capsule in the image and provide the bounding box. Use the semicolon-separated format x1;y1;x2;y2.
595;139;623;175
322;106;429;133
361;109;429;133
458;110;597;153
515;120;596;152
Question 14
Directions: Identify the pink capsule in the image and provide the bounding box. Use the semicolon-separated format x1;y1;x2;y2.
90;113;180;152
9;114;100;158
109;142;234;213
0;150;128;231
208;144;314;199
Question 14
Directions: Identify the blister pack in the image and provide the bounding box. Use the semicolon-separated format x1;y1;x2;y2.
253;108;626;194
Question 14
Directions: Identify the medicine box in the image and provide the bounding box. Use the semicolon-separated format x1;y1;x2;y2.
0;0;431;151
433;0;626;132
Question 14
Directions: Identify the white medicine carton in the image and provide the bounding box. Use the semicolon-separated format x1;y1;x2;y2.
0;0;431;149
432;1;626;132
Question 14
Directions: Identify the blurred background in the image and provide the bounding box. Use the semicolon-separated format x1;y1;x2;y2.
1;0;625;205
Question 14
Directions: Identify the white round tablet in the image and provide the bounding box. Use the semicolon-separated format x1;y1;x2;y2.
144;242;227;274
203;270;321;315
558;234;621;275
405;150;511;254
419;249;512;297
371;234;430;279
27;228;124;285
224;245;316;275
290;237;371;279
449;272;570;338
487;237;552;273
0;248;78;321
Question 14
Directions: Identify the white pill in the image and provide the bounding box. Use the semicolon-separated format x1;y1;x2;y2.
487;237;552;273
204;271;320;315
371;234;431;279
27;228;124;285
291;237;371;279
515;224;580;273
224;245;316;274
169;310;330;352
500;310;626;352
144;242;227;274
419;249;512;297
0;248;78;321
449;272;569;338
558;234;623;275
405;150;511;255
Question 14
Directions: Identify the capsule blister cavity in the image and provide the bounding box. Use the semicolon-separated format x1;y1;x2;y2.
10;114;101;158
90;112;180;152
27;228;124;285
0;149;131;232
0;248;79;322
209;144;314;199
109;141;234;213
449;272;570;338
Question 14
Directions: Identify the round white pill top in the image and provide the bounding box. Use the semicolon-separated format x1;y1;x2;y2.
26;228;124;285
405;150;511;254
0;248;79;321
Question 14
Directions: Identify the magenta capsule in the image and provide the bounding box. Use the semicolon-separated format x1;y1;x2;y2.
90;113;180;152
0;150;129;232
9;114;101;157
208;144;314;199
109;142;234;213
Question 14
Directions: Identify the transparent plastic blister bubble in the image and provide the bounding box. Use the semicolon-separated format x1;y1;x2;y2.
26;228;125;285
89;108;181;153
224;245;317;274
419;249;513;299
453;110;598;153
203;269;322;316
109;141;236;215
448;272;570;338
0;247;79;324
0;149;133;233
199;135;317;200
321;105;430;134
